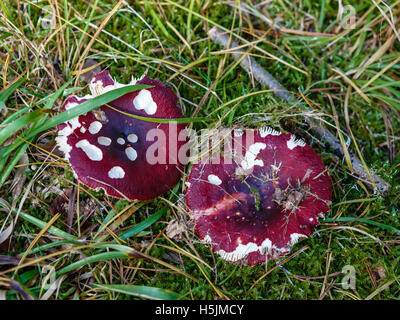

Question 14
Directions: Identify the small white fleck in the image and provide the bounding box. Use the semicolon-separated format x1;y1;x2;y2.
64;102;79;110
241;143;266;170
125;147;137;161
89;76;139;97
202;235;213;244
217;238;272;262
108;166;125;179
117;138;125;145
289;233;307;246
88;121;102;134
259;127;281;137
56;117;82;160
97;136;111;146
287;134;306;150
208;174;222;186
90;79;105;96
133;89;157;115
80;127;86;133
75;139;103;161
127;133;138;143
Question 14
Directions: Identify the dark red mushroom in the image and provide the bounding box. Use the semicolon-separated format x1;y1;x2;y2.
185;127;331;265
56;70;186;201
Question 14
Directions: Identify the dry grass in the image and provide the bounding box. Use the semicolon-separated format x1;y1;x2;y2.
0;0;399;300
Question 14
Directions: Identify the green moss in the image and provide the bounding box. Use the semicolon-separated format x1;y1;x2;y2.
0;0;399;300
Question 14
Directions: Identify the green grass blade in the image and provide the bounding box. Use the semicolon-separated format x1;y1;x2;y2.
32;84;152;134
0;77;26;111
0;110;43;145
0;202;78;241
104;104;205;123
0;106;31;126
321;217;400;234
56;251;127;276
0;142;28;188
119;207;166;240
21;240;82;256
94;283;181;300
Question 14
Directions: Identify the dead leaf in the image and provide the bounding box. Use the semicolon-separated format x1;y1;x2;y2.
0;219;13;253
11;152;28;203
375;265;387;279
0;255;22;265
49;188;72;216
166;219;188;240
80;59;102;83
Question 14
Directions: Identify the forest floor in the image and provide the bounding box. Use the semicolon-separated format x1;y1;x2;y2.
0;0;399;300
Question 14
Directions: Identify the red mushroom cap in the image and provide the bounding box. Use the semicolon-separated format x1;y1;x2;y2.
56;70;186;201
185;128;331;265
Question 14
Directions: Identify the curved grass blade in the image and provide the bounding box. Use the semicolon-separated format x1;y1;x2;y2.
20;240;82;256
0;202;78;241
94;283;181;300
34;84;152;134
104;104;205;123
56;251;127;276
119;207;166;240
0;142;28;188
321;217;400;234
0;84;151;160
0;110;43;145
0;77;26;112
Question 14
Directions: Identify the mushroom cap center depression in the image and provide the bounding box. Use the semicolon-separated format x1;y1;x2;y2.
194;167;299;242
78;107;150;166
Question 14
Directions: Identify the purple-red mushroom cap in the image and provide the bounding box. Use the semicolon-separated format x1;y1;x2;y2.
56;70;186;201
185;127;331;266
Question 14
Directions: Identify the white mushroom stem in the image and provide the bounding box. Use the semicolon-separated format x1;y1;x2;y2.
208;26;390;194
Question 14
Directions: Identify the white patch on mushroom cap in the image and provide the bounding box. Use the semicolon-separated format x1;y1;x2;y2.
108;166;125;179
64;102;79;110
97;136;111;146
89;72;146;97
287;134;306;150
289;233;307;246
217;238;272;262
125;147;137;161
75;139;103;161
133;89;157;115
259;127;281;137
202;235;213;244
90;78;137;96
80;127;86;133
127;133;138;143
56;117;83;160
240;143;266;170
233;129;244;137
89;79;106;96
117;138;125;145
88;121;102;134
208;174;222;186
